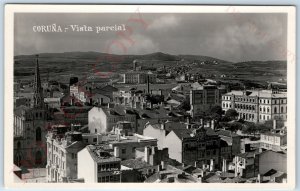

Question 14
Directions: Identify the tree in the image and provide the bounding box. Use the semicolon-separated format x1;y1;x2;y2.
179;99;191;111
145;94;164;108
242;122;257;135
225;109;239;121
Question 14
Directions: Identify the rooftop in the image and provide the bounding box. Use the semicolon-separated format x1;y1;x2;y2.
224;90;287;98
121;158;152;169
86;145;121;163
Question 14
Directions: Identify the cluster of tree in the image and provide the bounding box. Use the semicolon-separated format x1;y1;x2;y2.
144;94;164;107
206;107;283;135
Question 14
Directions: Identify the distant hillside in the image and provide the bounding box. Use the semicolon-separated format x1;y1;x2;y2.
14;51;230;65
14;51;286;85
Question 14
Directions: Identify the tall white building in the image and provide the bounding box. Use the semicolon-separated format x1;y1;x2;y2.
222;89;287;123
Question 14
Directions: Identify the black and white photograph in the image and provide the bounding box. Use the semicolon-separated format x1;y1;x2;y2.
4;4;296;189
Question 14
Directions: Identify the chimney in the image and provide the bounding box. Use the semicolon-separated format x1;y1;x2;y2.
117;133;121;142
97;134;101;145
114;146;120;157
186;117;191;124
144;147;150;163
194;161;198;168
71;97;75;106
206;121;210;128
200;118;203;126
147;75;150;93
257;174;261;183
161;122;165;130
240;139;245;153
161;161;165;170
273;119;277;130
209;159;214;172
198;177;202;183
222;159;227;172
211;120;215;130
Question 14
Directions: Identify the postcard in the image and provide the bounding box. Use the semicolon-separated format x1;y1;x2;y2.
4;4;296;189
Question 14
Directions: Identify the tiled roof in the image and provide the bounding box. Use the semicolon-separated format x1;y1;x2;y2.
172;128;193;139
224;90;287;98
215;129;239;137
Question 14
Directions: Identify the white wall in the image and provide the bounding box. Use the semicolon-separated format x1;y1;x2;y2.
164;131;182;163
77;148;96;183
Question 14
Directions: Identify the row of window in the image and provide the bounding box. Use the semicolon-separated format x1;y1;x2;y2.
236;104;256;111
223;96;286;105
97;175;120;183
259;106;286;114
239;113;255;121
261;135;280;143
97;163;120;172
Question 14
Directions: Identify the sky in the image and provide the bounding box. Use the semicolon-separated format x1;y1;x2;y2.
14;13;287;62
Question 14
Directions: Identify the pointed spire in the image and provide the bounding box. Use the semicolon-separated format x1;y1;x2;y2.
32;55;44;108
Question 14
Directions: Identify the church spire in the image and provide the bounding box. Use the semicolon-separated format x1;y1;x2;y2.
32;55;44;108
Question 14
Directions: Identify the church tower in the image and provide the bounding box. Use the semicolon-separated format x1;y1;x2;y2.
31;55;44;108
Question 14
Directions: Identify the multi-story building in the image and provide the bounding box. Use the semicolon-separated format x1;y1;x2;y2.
88;105;137;134
70;81;117;105
109;133;157;160
222;89;287;123
215;129;241;159
233;150;260;178
113;90;146;109
190;85;226;117
46;130;86;182
260;124;287;152
77;145;121;183
144;121;222;168
120;71;157;84
55;106;92;126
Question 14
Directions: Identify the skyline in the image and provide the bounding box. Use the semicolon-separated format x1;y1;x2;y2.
15;13;287;63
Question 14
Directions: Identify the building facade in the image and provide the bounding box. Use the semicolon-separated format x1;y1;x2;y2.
190;85;226;117
222;89;287;123
46;131;86;182
120;72;157;84
88;106;137;134
14;55;51;168
77;145;121;183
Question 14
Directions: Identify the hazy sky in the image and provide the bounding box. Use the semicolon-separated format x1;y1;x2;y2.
14;13;287;62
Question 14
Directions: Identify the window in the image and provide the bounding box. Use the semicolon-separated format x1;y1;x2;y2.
17;141;21;149
132;147;136;153
93;138;97;143
281;107;284;113
274;107;277;114
36;127;41;142
122;149;126;154
35;151;42;165
267;108;270;113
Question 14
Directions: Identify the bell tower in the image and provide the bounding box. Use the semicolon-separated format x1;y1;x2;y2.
31;55;44;108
